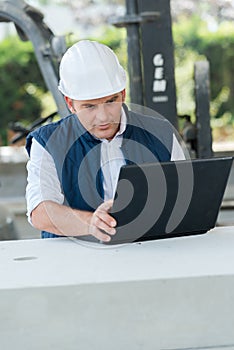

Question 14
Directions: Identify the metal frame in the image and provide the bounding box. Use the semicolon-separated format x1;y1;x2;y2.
194;61;213;158
111;0;178;128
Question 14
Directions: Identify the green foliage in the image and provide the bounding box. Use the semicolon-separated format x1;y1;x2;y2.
173;17;234;124
0;37;46;145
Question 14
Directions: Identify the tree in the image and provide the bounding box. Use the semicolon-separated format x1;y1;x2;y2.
173;14;234;141
171;0;234;22
0;37;46;145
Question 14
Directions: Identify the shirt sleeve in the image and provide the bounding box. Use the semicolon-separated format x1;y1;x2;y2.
25;138;64;224
170;134;187;161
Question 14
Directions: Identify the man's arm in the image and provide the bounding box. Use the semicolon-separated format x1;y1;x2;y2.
31;200;116;242
26;139;116;242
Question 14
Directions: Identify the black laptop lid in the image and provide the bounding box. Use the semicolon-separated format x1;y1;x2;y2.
108;157;233;244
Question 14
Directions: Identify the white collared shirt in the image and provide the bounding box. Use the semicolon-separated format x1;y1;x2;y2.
100;109;126;200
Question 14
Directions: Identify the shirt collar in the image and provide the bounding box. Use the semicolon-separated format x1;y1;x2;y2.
116;107;127;137
100;107;127;143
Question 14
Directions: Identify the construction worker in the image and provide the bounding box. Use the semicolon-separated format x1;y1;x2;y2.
25;40;186;242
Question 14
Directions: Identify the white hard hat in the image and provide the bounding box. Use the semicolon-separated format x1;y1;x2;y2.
58;40;127;100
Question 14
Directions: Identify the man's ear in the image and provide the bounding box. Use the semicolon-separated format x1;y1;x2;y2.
121;89;126;102
64;96;74;112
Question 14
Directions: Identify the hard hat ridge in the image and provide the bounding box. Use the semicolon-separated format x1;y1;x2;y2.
58;40;127;100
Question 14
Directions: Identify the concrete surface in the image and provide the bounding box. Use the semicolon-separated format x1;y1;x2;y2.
0;198;40;240
0;147;40;239
0;227;234;350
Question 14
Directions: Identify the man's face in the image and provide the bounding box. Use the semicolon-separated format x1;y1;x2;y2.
65;91;125;140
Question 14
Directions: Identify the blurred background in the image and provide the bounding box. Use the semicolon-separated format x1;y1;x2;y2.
0;0;234;240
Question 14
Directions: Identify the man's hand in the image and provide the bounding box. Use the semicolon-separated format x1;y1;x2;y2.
88;200;116;242
31;199;116;242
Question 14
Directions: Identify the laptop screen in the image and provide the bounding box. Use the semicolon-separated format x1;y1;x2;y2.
108;157;233;244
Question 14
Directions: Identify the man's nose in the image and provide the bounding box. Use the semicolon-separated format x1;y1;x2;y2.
96;104;109;122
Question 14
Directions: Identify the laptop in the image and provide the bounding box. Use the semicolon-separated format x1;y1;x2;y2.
107;157;233;244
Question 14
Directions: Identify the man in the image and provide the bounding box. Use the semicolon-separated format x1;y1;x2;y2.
26;40;186;242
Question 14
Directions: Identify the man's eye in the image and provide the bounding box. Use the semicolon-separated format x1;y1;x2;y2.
85;105;95;109
106;99;115;104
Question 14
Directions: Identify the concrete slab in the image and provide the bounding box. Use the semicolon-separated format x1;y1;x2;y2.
218;208;234;226
0;227;234;350
0;198;40;240
0;226;234;288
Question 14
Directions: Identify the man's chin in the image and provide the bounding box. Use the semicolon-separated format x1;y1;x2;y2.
93;127;118;140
